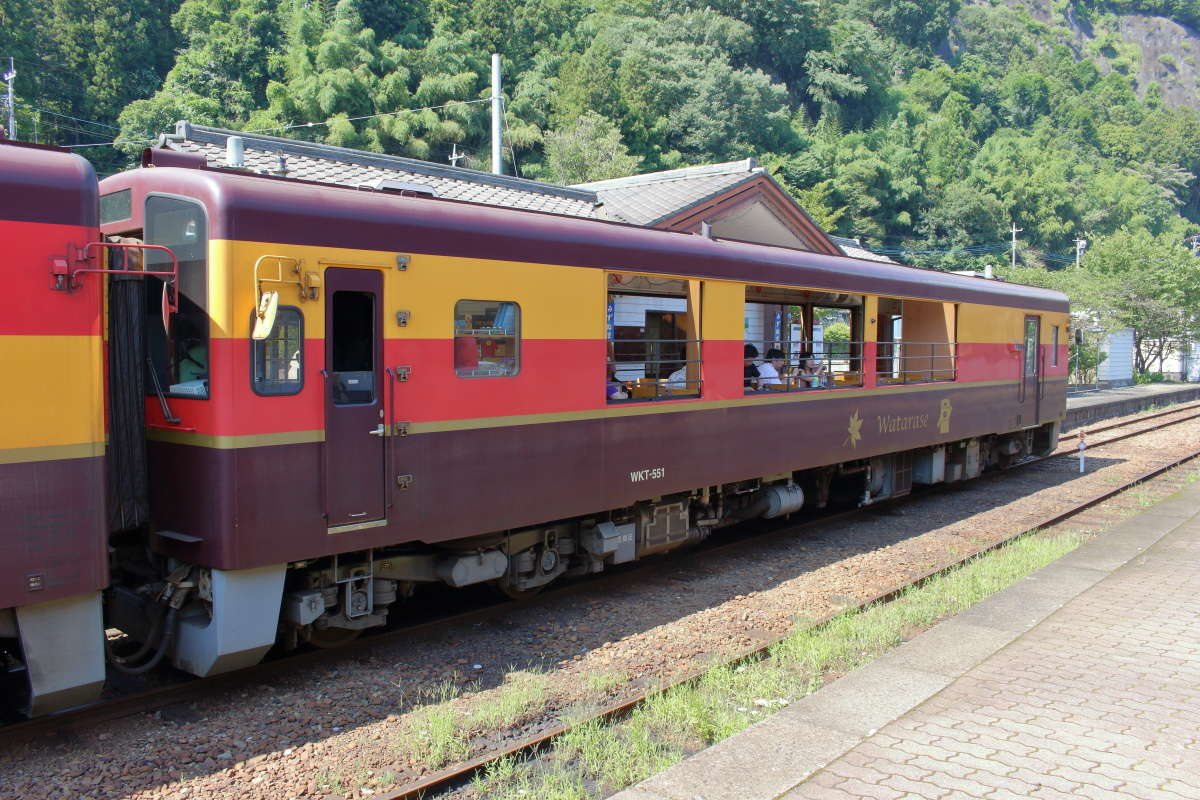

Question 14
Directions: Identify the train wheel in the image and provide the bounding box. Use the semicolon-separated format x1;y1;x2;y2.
305;627;362;649
493;579;546;602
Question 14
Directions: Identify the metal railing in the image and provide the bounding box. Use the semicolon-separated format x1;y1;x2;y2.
743;338;865;393
743;339;957;393
608;338;703;402
875;341;958;385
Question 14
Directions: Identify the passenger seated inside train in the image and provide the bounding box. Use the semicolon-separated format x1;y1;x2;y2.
665;362;687;388
744;343;760;390
607;368;630;401
757;348;786;387
796;351;827;388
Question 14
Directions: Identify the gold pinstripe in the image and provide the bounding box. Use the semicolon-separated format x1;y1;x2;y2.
146;428;325;448
0;442;105;465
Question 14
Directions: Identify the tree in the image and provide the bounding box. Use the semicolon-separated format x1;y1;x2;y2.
544;111;641;184
802;20;892;129
1083;228;1200;373
117;0;280;150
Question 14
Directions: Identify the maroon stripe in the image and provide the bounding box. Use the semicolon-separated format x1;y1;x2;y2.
100;169;1068;313
0;456;107;608
150;383;1065;571
0;143;97;228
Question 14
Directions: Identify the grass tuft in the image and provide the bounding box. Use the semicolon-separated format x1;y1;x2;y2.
474;528;1086;798
469;669;550;731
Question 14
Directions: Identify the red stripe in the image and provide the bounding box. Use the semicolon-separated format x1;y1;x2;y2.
0;218;102;336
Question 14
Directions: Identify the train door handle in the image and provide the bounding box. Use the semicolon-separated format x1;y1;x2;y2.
369;424;386;436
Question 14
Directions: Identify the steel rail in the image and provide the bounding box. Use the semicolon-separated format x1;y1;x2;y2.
373;439;1200;800
1062;400;1200;439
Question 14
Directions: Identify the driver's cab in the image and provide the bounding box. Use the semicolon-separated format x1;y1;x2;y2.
101;190;210;403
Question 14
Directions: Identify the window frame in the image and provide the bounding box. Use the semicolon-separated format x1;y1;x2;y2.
453;299;522;379
249;305;305;397
143;191;211;400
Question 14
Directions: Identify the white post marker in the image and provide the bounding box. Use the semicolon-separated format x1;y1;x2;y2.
1078;431;1086;473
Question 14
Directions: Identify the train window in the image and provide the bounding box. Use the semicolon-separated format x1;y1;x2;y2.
100;189;131;225
607;273;701;402
144;195;209;399
744;285;863;393
1024;317;1039;375
454;300;520;377
331;291;376;403
876;297;956;385
251;307;303;396
1052;326;1059;366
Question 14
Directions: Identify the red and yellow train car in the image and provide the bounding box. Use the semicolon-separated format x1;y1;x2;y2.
95;155;1068;675
0;141;107;715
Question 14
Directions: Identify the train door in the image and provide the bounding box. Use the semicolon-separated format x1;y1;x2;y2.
1022;315;1041;423
323;268;385;527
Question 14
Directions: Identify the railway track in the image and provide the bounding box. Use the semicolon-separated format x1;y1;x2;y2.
2;408;1195;761
375;417;1200;800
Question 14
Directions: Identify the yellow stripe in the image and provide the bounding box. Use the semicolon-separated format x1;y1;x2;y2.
146;428;324;449
211;240;607;341
0;442;105;465
958;306;1071;344
0;335;104;449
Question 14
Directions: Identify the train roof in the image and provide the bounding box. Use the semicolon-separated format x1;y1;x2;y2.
0;141;97;228
101;166;1069;313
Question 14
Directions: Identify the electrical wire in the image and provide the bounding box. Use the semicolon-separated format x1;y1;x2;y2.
60;97;496;149
241;97;493;135
15;101;121;131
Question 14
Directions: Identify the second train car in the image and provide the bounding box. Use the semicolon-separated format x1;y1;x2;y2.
88;149;1068;678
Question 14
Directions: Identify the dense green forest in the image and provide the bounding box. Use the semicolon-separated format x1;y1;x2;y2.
5;0;1200;364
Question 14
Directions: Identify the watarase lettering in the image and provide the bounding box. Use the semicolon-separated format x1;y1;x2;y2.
876;413;930;434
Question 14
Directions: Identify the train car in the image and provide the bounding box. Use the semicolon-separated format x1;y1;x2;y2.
0;141;108;715
95;151;1068;677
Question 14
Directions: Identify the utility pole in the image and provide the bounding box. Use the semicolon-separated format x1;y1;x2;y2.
1010;222;1022;268
1075;236;1088;267
490;53;502;175
3;57;16;140
448;142;464;167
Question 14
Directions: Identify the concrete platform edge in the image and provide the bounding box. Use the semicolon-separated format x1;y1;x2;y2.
609;480;1200;800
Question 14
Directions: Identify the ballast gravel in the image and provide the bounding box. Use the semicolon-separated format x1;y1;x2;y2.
3;408;1199;800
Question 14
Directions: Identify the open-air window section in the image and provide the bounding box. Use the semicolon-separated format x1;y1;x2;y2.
743;285;865;393
875;297;958;385
606;273;702;402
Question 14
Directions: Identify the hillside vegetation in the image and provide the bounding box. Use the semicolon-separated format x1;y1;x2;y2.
4;0;1200;355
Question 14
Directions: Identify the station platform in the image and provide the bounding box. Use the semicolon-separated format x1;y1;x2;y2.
1064;381;1200;431
612;479;1200;799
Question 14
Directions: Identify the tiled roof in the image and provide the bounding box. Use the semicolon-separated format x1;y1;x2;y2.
574;159;760;226
163;122;600;219
828;235;897;264
162;121;887;262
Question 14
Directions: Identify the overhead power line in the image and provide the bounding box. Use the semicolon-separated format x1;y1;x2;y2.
16;102;121;131
242;97;493;135
63;97;496;150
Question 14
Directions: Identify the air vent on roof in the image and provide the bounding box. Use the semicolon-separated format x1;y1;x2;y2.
358;178;437;198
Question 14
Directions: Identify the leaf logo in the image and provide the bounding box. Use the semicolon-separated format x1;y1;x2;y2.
845;409;863;448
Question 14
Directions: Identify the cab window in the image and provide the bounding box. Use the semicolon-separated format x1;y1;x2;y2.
144;196;209;398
